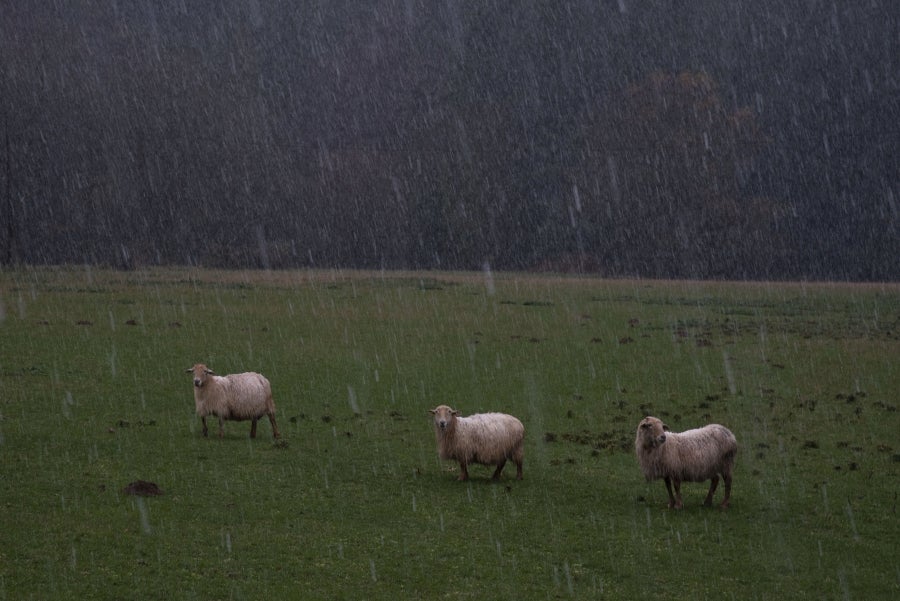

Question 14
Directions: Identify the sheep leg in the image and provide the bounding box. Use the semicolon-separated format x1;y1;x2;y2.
268;413;280;439
491;460;506;480
704;475;720;507
664;477;677;508
217;417;225;439
457;462;470;481
513;446;524;480
720;472;733;509
664;477;683;509
201;416;209;437
250;418;258;438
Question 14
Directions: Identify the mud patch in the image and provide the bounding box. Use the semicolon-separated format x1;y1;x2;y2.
545;429;631;453
123;480;164;496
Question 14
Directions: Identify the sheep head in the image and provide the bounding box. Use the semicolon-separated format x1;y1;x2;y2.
186;363;215;388
637;416;669;449
430;405;459;432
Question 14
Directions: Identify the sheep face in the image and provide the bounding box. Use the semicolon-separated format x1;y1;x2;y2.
637;416;669;449
186;363;215;388
430;405;458;432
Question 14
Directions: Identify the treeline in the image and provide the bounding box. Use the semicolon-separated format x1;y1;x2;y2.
2;1;897;280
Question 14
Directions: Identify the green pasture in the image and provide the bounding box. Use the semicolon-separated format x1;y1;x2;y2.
0;267;897;600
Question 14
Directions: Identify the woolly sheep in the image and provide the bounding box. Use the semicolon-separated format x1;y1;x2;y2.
186;363;280;439
635;416;737;509
430;404;524;481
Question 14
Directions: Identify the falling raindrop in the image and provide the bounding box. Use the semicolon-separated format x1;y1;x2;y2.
136;497;151;534
348;385;360;415
722;351;736;395
844;503;859;541
62;391;74;419
838;569;850;601
482;261;495;296
757;320;768;362
109;346;117;378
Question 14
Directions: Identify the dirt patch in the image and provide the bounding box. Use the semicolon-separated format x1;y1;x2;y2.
545;429;631;453
122;480;164;496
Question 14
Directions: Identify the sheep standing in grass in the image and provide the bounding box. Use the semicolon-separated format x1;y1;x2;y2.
186;364;280;439
430;405;524;481
635;416;736;509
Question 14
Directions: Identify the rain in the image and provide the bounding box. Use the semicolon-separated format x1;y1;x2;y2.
0;1;896;278
0;1;898;599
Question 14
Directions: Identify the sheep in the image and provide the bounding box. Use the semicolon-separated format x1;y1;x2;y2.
186;363;280;439
430;404;524;481
635;416;736;509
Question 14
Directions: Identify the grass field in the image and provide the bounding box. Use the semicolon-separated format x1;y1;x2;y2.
0;267;897;600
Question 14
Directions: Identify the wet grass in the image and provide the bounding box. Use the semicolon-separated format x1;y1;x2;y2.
0;267;898;599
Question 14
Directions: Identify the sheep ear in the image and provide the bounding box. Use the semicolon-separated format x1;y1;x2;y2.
428;409;436;415
205;368;215;375
662;424;670;431
451;410;459;416
185;368;193;373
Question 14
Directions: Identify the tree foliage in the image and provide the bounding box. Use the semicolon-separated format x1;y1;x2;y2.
1;1;897;280
571;70;779;278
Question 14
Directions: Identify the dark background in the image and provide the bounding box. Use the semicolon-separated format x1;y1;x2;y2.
2;1;897;280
